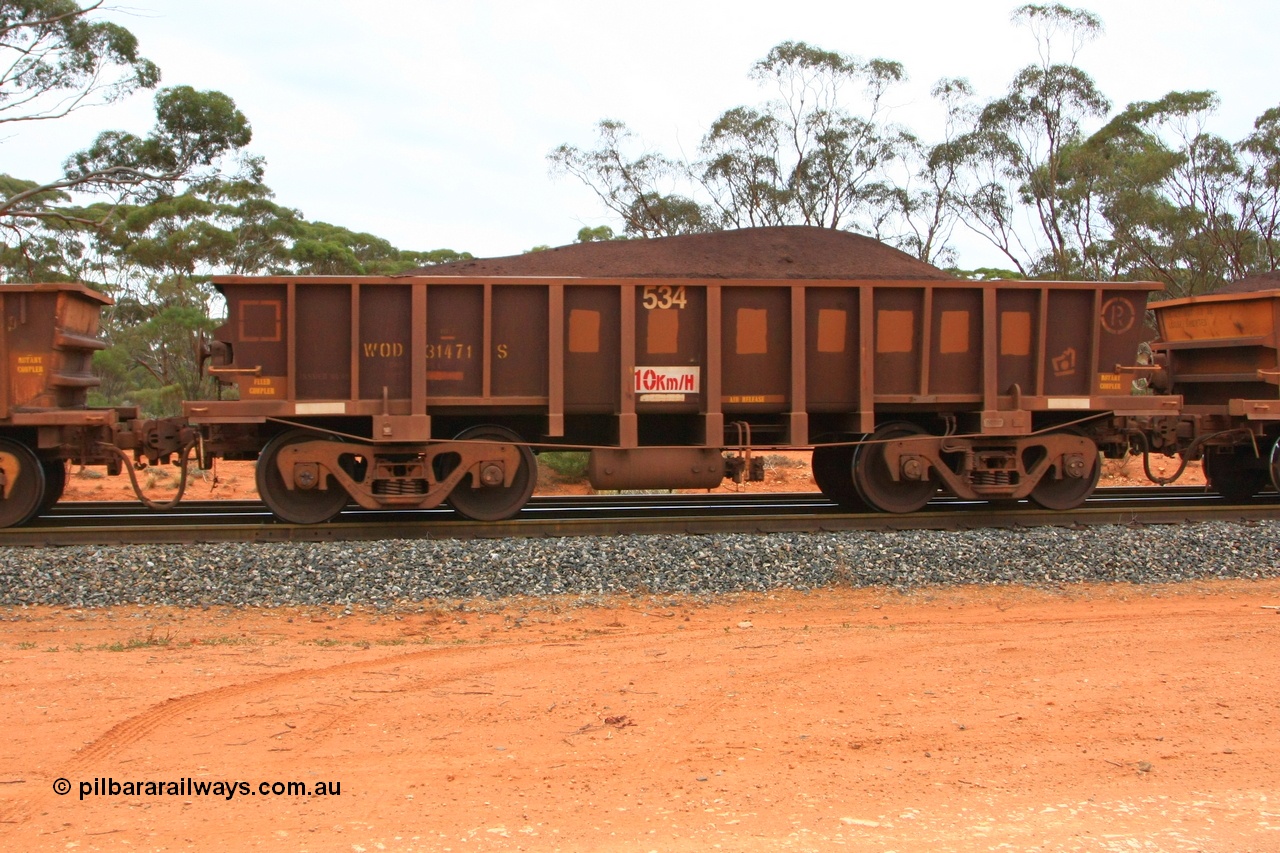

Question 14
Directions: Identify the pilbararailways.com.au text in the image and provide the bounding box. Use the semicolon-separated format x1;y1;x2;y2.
57;777;341;801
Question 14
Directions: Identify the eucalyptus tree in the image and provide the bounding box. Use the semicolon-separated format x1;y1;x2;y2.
1231;106;1280;274
954;3;1109;277
1;0;252;228
550;41;911;240
1074;93;1280;296
548;119;712;237
697;41;910;233
889;77;978;267
0;0;157;122
1;0;255;284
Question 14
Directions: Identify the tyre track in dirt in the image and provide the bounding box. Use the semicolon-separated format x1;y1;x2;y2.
0;639;588;829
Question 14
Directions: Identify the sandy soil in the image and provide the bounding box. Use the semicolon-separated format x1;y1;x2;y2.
1;581;1278;851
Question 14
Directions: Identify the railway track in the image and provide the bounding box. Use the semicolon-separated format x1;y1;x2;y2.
1;487;1276;546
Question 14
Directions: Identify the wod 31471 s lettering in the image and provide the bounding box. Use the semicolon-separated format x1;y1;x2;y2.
361;341;487;359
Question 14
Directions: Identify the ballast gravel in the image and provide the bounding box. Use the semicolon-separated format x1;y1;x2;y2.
0;522;1277;608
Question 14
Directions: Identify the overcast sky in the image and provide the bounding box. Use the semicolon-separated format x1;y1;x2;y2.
5;1;1278;266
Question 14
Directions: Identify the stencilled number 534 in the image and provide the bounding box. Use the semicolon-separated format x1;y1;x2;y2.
641;285;688;310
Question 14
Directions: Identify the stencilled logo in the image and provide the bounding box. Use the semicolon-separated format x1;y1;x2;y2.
1100;297;1136;335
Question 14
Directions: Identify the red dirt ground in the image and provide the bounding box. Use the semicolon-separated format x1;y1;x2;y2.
2;582;1278;851
6;454;1261;853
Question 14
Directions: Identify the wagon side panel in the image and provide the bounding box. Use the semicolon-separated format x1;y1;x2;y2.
804;286;859;411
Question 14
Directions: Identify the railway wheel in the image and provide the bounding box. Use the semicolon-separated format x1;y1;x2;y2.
0;439;48;528
1204;446;1269;503
852;422;937;514
1271;438;1280;494
1028;434;1101;510
255;430;351;524
445;425;536;521
38;458;67;515
811;443;868;510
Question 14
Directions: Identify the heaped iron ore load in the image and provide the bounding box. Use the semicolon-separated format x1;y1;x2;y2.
0;226;1277;528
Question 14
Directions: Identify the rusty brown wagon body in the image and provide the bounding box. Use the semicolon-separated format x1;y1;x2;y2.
0;284;136;526
194;274;1174;521
1148;288;1280;500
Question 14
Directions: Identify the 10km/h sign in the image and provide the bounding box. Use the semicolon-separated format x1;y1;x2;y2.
634;366;700;394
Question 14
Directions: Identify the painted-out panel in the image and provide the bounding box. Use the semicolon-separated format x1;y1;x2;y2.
805;289;859;409
565;286;620;412
873;289;922;396
568;309;600;354
722;287;788;408
646;308;680;354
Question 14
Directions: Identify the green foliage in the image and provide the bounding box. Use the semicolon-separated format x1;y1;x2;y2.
948;266;1027;281
538;451;589;480
1057;89;1280;295
4;84;254;225
576;225;621;242
92;282;221;416
288;221;473;274
0;0;160;123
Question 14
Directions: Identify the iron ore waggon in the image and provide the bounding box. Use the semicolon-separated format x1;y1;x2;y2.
0;283;156;527
1146;282;1280;501
4;227;1280;528
194;267;1170;522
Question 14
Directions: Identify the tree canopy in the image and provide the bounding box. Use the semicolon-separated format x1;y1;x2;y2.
551;5;1280;295
0;1;470;416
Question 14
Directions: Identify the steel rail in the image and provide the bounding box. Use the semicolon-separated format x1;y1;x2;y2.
0;487;1275;546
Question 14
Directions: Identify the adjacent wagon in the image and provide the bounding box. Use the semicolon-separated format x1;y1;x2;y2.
0;283;128;526
1149;284;1280;499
